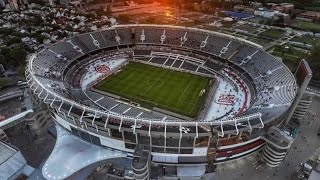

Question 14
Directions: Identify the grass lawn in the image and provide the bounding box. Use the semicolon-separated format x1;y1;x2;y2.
290;35;320;46
247;37;271;46
296;21;320;33
233;32;248;39
259;29;285;39
95;62;211;117
272;51;299;72
271;45;309;72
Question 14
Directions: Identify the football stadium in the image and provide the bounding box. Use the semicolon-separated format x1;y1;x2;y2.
26;24;299;179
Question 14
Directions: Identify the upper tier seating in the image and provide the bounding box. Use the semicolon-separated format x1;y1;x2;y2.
30;26;297;122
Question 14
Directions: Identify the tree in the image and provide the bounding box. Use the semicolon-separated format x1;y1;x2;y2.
117;14;131;22
0;28;14;36
73;18;80;24
135;0;153;4
64;25;73;32
34;34;46;43
85;13;96;19
184;2;195;11
0;47;11;56
96;7;105;17
11;31;29;37
9;48;27;66
106;4;112;16
31;15;44;26
0;55;6;66
48;24;60;31
0;79;9;89
308;45;320;80
16;65;26;76
144;17;156;24
176;0;182;9
276;16;284;24
57;31;68;39
5;36;21;46
309;45;320;63
28;0;45;5
291;12;298;19
293;2;305;10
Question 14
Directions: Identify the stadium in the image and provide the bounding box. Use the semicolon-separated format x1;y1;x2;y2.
26;24;298;179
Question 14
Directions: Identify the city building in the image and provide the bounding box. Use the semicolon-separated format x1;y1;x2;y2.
271;3;294;13
297;11;320;22
6;0;28;10
254;8;276;19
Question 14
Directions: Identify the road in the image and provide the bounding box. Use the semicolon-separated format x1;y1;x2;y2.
307;86;320;97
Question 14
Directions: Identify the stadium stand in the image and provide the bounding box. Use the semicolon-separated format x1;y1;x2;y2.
27;24;297;145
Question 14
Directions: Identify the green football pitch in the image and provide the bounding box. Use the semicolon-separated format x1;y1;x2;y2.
94;62;211;118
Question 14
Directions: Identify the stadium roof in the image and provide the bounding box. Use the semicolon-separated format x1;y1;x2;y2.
42;125;127;179
0;141;28;180
308;163;320;180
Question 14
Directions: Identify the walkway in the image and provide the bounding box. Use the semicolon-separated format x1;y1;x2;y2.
0;109;34;130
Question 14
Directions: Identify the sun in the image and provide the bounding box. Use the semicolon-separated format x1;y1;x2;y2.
165;11;172;17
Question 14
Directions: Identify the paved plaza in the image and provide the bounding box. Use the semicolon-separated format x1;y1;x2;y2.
210;96;320;180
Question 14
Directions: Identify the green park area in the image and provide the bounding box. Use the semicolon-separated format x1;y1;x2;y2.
290;35;320;46
259;29;285;40
271;45;320;81
296;21;320;33
248;37;271;47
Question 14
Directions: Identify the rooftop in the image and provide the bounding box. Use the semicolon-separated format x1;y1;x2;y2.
0;141;17;164
300;11;320;16
0;141;30;180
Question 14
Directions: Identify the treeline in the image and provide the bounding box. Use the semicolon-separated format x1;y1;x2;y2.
0;27;47;45
309;45;320;81
0;28;30;73
88;0;320;12
267;0;320;12
0;46;27;68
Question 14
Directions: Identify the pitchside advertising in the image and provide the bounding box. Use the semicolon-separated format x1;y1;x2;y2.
217;94;235;105
95;64;110;73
